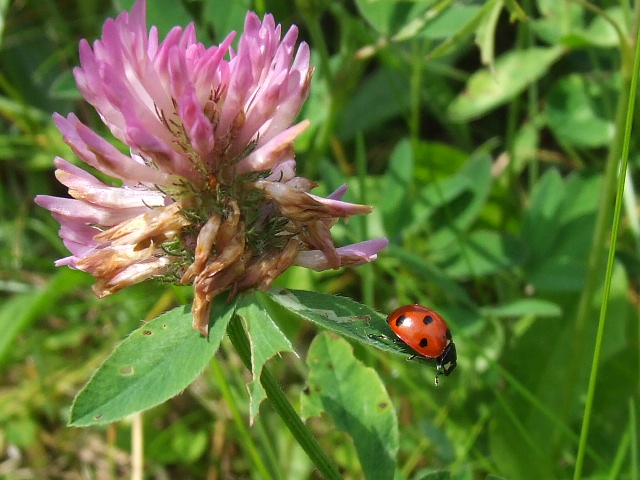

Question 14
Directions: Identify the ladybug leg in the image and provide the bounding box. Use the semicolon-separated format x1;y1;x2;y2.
367;333;388;340
434;356;444;386
367;333;404;345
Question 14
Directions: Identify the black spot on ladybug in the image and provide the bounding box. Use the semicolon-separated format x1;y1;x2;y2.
419;338;428;348
395;314;408;327
423;315;434;325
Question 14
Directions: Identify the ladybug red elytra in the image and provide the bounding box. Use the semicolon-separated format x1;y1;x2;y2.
386;304;457;386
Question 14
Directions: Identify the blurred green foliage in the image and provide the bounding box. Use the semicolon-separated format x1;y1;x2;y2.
1;0;638;479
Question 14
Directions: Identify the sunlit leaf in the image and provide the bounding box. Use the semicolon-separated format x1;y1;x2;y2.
69;300;238;426
265;288;421;359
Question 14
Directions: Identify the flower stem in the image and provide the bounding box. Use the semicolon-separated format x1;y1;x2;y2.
226;316;342;480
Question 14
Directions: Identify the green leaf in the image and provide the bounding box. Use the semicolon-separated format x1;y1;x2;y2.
354;0;395;34
598;263;630;359
386;245;474;306
448;47;564;121
69;300;238;426
512;116;542;173
557;171;601;224
474;0;503;69
202;0;251;42
301;333;398;480
583;7;628;48
355;0;419;35
0;0;9;45
531;0;584;45
481;299;562;318
525;172;601;292
417;472;452;480
439;230;528;278
545;74;615;148
522;168;565;260
501;0;528;22
147;416;209;463
236;297;295;421
426;2;492;59
337;69;410;141
425;154;493;249
414;141;470;179
528;258;588;292
265;289;420;359
379;139;414;239
119;0;193;36
412;4;482;41
413;170;469;223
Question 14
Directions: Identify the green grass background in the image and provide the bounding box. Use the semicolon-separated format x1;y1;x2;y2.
0;0;639;478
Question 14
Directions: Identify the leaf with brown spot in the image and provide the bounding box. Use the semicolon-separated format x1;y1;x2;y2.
69;298;238;426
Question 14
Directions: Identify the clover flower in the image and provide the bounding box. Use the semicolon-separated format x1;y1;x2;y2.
35;0;388;335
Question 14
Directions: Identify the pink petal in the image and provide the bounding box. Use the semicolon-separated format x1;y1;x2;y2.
295;238;389;271
53;113;172;185
53;158;166;209
234;120;310;175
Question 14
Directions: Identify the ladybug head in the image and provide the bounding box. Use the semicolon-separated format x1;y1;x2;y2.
434;342;457;386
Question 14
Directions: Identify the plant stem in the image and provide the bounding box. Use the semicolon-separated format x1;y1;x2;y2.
355;133;374;307
572;11;640;480
558;11;637;452
131;412;143;480
227;316;342;480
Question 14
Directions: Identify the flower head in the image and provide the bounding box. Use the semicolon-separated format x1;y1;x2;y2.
36;1;387;335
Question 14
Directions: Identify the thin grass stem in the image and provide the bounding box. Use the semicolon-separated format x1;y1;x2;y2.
572;12;640;480
210;356;276;480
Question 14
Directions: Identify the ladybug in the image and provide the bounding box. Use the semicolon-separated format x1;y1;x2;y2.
386;304;457;386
